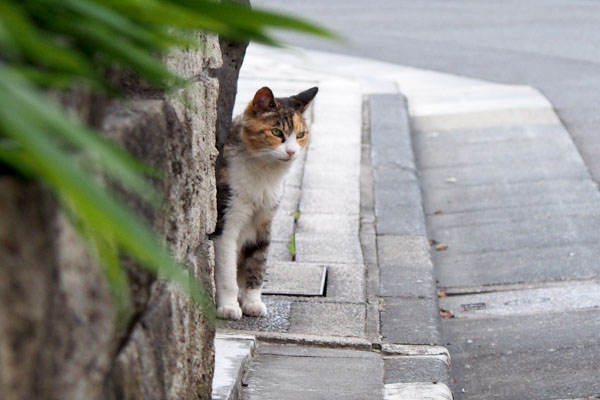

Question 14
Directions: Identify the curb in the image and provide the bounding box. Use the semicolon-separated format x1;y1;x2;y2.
212;334;255;400
369;93;452;397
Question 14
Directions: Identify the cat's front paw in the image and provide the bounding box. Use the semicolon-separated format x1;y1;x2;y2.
217;304;243;320
242;301;267;317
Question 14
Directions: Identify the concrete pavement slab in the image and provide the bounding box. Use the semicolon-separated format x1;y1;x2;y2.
294;232;363;264
384;355;451;385
243;343;383;400
421;159;589;188
267;240;292;263
381;297;442;345
262;263;326;297
288;301;366;338
442;308;600;357
380;263;437;299
428;202;600;230
414;123;567;149
299;186;360;215
424;178;600;215
437;242;600;289
449;345;600;400
377;235;433;268
296;213;359;236
323;263;366;303
418;133;582;169
430;214;600;255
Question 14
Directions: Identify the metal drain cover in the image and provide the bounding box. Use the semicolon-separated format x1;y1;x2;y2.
262;263;327;296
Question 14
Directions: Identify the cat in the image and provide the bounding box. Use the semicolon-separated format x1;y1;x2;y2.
212;86;318;320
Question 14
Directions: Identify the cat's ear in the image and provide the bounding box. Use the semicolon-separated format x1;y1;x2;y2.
251;87;276;115
291;87;318;113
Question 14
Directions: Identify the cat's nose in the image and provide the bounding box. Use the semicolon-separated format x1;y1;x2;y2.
286;149;296;157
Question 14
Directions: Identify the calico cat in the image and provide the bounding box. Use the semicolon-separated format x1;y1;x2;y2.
212;86;318;320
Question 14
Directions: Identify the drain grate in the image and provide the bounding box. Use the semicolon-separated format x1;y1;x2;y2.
262;263;327;296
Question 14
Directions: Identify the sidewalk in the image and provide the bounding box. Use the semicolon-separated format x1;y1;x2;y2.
212;44;564;400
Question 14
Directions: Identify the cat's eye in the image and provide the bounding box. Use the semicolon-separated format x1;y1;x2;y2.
296;131;306;139
271;128;284;138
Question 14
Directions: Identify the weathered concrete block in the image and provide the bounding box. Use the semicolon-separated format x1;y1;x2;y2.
377;235;433;268
384;356;450;385
243;343;383;400
289;302;366;337
295;232;364;264
380;297;442;345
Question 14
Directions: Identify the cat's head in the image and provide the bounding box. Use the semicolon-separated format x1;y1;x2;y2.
241;86;318;163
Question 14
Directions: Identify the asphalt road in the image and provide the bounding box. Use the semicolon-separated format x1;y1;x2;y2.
255;0;600;183
253;1;600;398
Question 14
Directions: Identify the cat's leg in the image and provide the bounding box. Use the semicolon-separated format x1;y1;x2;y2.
213;208;251;320
238;224;271;317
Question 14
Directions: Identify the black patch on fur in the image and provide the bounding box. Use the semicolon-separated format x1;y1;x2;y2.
241;239;269;259
210;183;232;238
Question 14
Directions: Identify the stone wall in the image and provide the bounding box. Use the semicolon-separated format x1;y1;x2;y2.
0;32;245;400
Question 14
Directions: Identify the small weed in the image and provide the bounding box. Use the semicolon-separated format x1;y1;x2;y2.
290;210;301;222
286;233;296;260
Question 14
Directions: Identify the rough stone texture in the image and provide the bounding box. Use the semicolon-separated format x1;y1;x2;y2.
0;31;241;400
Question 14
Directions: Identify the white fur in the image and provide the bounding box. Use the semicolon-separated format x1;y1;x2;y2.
214;140;303;320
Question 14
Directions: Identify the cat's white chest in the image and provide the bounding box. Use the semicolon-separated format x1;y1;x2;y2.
231;159;287;210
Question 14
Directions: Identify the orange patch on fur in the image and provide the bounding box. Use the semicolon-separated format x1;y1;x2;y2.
292;113;310;147
241;117;281;153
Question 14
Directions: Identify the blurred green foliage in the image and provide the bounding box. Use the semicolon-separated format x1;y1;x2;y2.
0;0;333;326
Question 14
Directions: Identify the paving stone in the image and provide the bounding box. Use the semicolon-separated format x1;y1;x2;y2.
299;186;360;215
423;179;600;214
380;264;437;299
384;356;450;385
380;297;441;345
283;155;306;188
295;232;364;264
421;158;589;188
267;240;292;263
375;184;427;236
270;207;295;243
263;263;326;296
427;202;600;230
296;213;359;236
437;243;600;289
278;185;301;214
218;297;291;332
288;302;366;337
302;162;360;189
374;165;418;186
305;142;362;167
429;214;600;255
377;235;432;267
324;263;366;303
310;121;362;145
243;344;383;400
370;94;415;171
